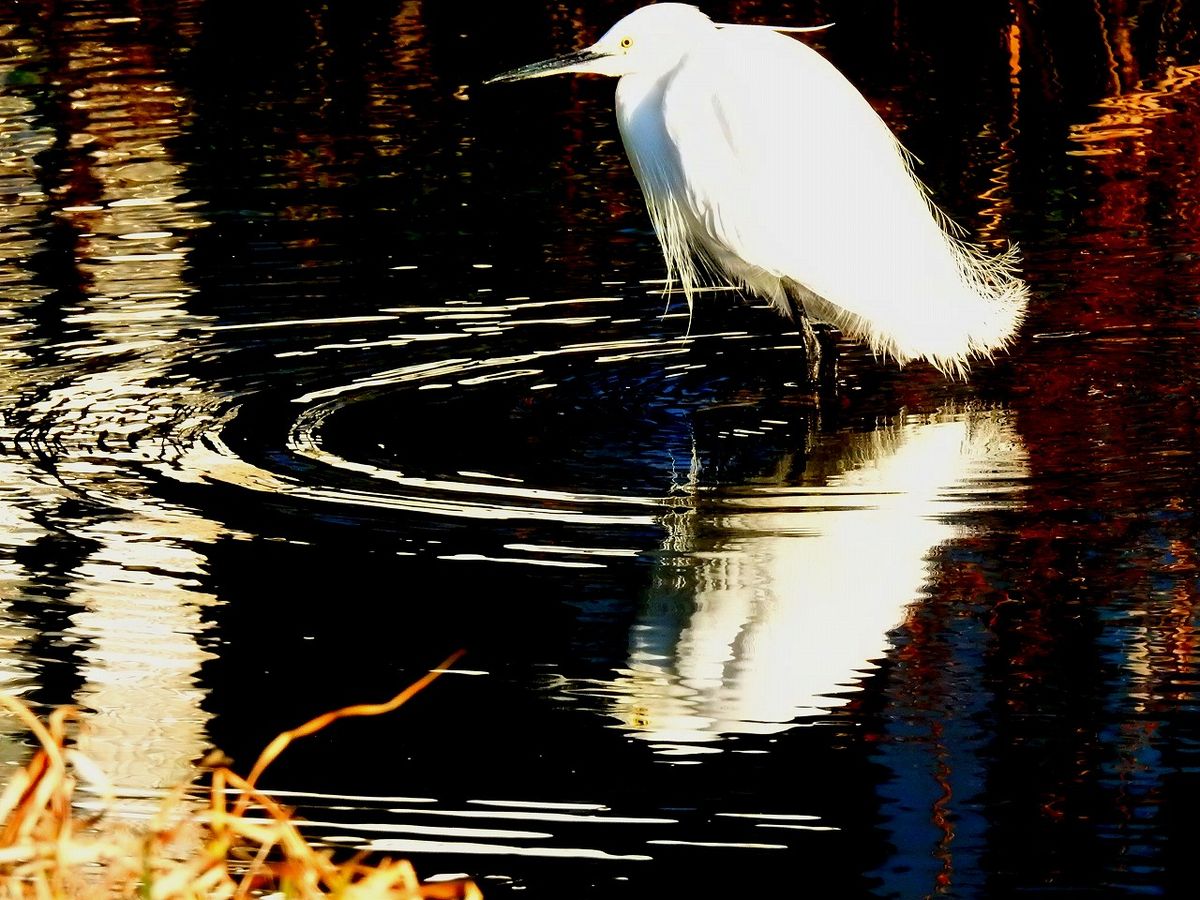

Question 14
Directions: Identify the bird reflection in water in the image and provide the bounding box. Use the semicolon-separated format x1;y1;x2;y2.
597;407;1028;753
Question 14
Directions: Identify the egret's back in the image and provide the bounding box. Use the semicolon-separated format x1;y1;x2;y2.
618;23;1028;374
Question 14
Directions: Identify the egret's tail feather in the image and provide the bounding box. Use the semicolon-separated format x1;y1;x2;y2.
638;119;1029;377
787;237;1028;378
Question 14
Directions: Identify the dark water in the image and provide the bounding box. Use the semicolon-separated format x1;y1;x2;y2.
2;0;1199;896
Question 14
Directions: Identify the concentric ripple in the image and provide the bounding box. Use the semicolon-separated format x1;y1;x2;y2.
182;307;844;531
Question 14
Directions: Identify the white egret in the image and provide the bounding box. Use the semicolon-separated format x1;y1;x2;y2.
487;3;1029;376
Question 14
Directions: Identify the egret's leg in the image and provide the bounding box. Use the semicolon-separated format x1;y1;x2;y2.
813;324;838;387
798;313;822;385
782;283;827;385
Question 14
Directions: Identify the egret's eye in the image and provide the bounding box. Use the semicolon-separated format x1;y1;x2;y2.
620;36;633;49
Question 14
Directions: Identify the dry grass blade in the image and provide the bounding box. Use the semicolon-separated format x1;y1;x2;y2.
0;651;481;899
236;649;467;812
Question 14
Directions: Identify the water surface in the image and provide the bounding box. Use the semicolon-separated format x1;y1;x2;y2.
1;1;1199;896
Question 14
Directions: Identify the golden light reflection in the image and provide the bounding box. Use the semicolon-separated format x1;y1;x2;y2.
603;408;1028;752
1068;64;1200;156
0;11;229;802
976;14;1021;245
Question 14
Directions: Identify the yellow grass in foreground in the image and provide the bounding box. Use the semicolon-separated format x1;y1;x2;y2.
0;650;481;899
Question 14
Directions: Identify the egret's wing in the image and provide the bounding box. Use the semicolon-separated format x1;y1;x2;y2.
661;28;1025;369
663;27;933;301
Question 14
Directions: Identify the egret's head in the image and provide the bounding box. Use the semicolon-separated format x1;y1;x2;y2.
485;4;715;84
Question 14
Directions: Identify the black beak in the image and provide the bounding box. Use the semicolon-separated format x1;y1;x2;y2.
484;48;610;84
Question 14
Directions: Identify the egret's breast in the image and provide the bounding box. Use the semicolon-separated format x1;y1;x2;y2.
616;71;684;200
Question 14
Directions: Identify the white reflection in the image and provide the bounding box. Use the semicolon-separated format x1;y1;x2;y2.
606;408;1027;750
67;512;220;791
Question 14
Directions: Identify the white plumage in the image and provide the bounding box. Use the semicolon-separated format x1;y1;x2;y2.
488;3;1028;376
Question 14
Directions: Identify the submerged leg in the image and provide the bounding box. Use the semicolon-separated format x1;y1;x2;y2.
813;323;838;387
799;313;822;385
783;283;835;387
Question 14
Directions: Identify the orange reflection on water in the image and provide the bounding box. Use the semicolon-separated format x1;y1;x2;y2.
1069;64;1200;157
